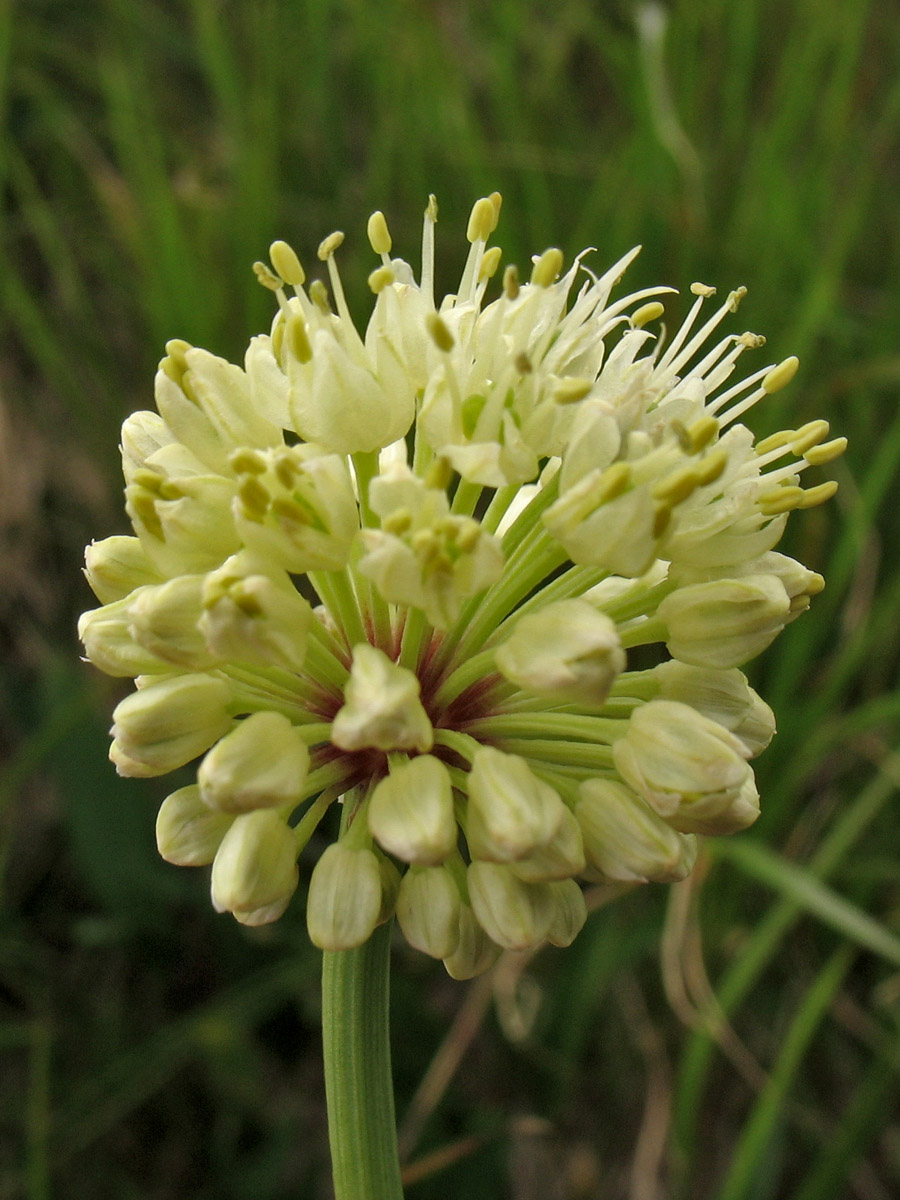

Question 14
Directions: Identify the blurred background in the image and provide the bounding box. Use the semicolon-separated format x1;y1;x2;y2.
2;0;899;1196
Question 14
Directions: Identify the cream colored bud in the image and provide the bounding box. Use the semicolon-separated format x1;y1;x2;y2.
443;903;501;980
658;575;791;668
368;755;457;864
84;536;162;603
155;785;234;865
509;805;586;882
650;661;776;756
128;574;220;668
211;809;298;922
306;841;383;950
110;673;233;777
198;712;309;813
576;778;697;883
613;700;759;836
467;862;555;951
200;556;313;673
495;599;626;705
467;747;565;862
78;595;168;678
396;865;462;959
331;644;433;753
376;854;402;927
545;880;588;947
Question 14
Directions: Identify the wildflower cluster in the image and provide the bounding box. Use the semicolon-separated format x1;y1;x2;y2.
80;194;844;977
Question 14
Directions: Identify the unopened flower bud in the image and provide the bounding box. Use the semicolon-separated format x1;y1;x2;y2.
651;661;775;756
306;841;383;950
368;755;457;863
110;673;233;777
128;574;220;668
495;599;625;704
443;903;502;980
657;574;791;667
467;861;555;951
331;644;433;753
198;712;309;813
84;535;162;603
576;777;697;882
78;594;168;678
396;865;462;958
545;880;588;947
467;747;565;862
613;700;760;835
509;805;586;882
155;784;234;865
211;809;299;924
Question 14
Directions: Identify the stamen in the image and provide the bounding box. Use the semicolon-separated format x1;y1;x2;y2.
554;378;593;405
426;312;455;352
503;264;520;300
762;356;800;394
632;301;665;328
466;197;496;244
531;248;564;288
798;480;839;508
368;265;395;294
253;261;283;291
790;420;830;455
803;437;847;466
269;240;306;287
366;211;392;259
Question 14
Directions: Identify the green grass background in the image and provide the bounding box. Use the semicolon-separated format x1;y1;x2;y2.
2;0;899;1196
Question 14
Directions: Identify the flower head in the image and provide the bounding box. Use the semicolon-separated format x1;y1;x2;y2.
80;195;844;974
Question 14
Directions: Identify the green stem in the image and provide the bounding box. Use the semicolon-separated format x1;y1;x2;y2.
321;920;404;1200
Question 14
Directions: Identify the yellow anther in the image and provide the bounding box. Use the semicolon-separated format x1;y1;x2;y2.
804;436;848;467
269;240;305;286
727;286;748;313
309;279;332;313
694;448;728;486
466;197;496;244
239;476;271;517
631;301;665;328
317;230;345;261
652;504;673;539
652;464;699;505
426;312;455;352
690;282;716;297
423;550;453;577
762;356;800;394
368;265;396;294
758;485;805;515
273;450;298;489
426;194;439;222
129;492;163;539
253;261;283;291
514;352;533;375
755;428;796;455
788;595;811;617
553;378;593;405
132;468;164;493
479;245;503;281
455;518;481;552
383;509;413;536
229;449;268;475
412;528;440;558
596;461;631;504
798;480;839;509
232;584;263;617
425;456;453;491
164;338;191;369
271;317;285;361
272;496;313;527
531;248;564;287
738;331;766;349
686;414;720;453
503;264;520;300
286;313;312;364
789;419;831;455
488;192;503;230
367;211;392;256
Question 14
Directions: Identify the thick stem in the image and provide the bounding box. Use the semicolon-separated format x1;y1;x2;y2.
321;921;404;1200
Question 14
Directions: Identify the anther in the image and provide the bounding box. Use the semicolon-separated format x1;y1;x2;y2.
466;197;496;244
269;240;306;286
455;518;481;552
652;465;699;505
758;485;805;515
317;230;345;261
286;313;312;364
631;301;665;328
368;265;395;294
426;312;455;352
762;356;800;394
229;449;268;475
789;419;830;455
273;451;298;489
514;352;533;375
503;264;520;300
685;414;720;452
798;480;839;509
553;378;593;405
803;437;847;467
479;245;502;281
738;332;766;349
695;448;728;486
690;282;716;297
727;286;748;313
383;509;413;536
367;211;392;256
531;248;564;287
239;477;271;518
425;457;453;491
426;194;439;223
596;462;631;504
488;192;503;230
253;261;283;291
272;496;314;527
652;504;672;538
755;428;796;455
309;279;332;313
